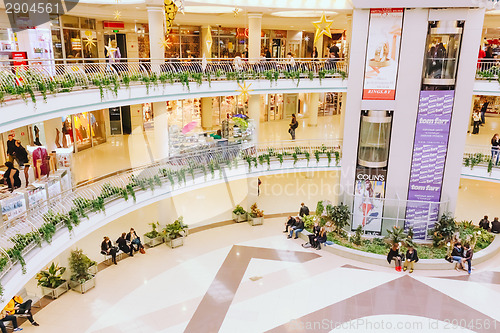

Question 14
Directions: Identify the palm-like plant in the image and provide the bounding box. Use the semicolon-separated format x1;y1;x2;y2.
330;204;351;234
385;226;407;246
36;263;66;288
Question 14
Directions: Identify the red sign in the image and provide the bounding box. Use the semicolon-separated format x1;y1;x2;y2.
103;21;125;29
11;52;27;66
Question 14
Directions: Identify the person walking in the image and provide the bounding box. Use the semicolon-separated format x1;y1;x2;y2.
480;98;489;126
299;203;309;217
289;114;298;140
491;133;500;165
472;111;481;134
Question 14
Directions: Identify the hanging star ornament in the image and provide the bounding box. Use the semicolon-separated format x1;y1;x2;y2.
113;10;121;20
236;82;253;100
164;0;179;35
105;39;117;60
233;7;241;17
312;13;333;44
206;25;213;51
159;37;173;49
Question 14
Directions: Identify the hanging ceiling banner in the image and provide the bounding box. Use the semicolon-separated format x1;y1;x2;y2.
362;8;403;100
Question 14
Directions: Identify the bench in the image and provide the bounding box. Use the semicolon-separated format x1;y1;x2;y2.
101;249;125;265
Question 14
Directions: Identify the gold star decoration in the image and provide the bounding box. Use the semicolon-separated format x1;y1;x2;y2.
159;37;173;49
84;31;96;49
233;7;241;17
236;82;253;100
312;13;333;44
105;40;117;59
113;10;121;20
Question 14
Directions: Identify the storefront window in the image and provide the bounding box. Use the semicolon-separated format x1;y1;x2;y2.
62;16;79;28
63;29;82;58
181;34;200;58
138;34;150;59
72;111;106;151
51;27;63;59
165;27;180;58
81;30;98;58
80;18;96;30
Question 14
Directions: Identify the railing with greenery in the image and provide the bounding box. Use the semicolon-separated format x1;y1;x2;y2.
476;59;500;81
463;144;500;174
0;57;348;104
0;139;342;298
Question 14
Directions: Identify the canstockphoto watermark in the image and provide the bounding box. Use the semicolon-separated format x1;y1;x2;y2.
5;1;79;31
254;178;345;199
290;318;425;331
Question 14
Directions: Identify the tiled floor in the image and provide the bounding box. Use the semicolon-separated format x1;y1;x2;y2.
22;217;500;333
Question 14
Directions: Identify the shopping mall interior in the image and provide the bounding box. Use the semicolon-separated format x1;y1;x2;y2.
1;0;500;332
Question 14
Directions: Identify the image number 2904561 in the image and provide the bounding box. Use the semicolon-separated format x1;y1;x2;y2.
4;0;80;31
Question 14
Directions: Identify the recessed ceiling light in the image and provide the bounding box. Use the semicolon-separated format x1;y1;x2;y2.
271;10;338;18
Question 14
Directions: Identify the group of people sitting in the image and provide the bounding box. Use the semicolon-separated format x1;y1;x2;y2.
447;242;474;274
0;295;39;332
479;215;500;233
283;203;328;250
100;228;145;265
386;243;419;273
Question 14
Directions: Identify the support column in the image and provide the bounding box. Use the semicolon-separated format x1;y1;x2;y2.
201;26;212;58
248;94;260;142
147;6;165;63
248;13;262;62
201;97;213;130
315;33;324;58
153;102;169;160
307;93;319;127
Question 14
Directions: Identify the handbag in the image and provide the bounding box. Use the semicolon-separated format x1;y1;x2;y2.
140;247;146;254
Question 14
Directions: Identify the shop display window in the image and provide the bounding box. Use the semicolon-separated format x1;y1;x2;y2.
63;29;82;59
72;110;106;152
143;103;154;130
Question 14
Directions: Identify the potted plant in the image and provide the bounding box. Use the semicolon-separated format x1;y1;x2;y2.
163;216;188;248
35;262;69;299
248;203;264;226
232;205;248;223
144;222;164;247
68;249;96;294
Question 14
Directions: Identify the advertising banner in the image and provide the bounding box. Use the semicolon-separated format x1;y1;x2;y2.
362;8;403;100
352;168;387;234
405;90;455;239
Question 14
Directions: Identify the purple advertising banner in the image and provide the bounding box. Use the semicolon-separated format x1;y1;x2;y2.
405;90;455;239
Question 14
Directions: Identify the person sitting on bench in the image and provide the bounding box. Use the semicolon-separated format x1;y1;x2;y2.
4;295;38;326
101;236;118;265
0;308;22;332
126;228;145;253
116;233;134;257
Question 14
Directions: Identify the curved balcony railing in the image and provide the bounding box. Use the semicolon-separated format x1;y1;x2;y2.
463;144;500;170
476;59;500;80
0;57;348;104
0;139;342;298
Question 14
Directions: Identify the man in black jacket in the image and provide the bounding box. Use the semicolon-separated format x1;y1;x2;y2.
288;217;304;239
479;216;490;231
283;216;296;233
117;232;133;257
6;134;16;163
299;203;309;217
491;217;500;233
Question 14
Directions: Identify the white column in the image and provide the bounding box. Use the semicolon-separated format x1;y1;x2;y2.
315;32;324;58
201;97;213;130
147;6;165;63
307;93;319;127
339;9;370;206
442;8;485;214
153;102;169;160
384;8;429;223
248;94;260;142
248;13;262;62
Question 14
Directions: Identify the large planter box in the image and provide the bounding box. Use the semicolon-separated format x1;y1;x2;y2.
144;234;164;247
40;281;69;299
166;237;184;248
248;215;264;226
89;264;98;275
70;276;96;294
233;212;248;223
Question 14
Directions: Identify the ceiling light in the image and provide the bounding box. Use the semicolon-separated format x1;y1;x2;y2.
271;10;338;18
